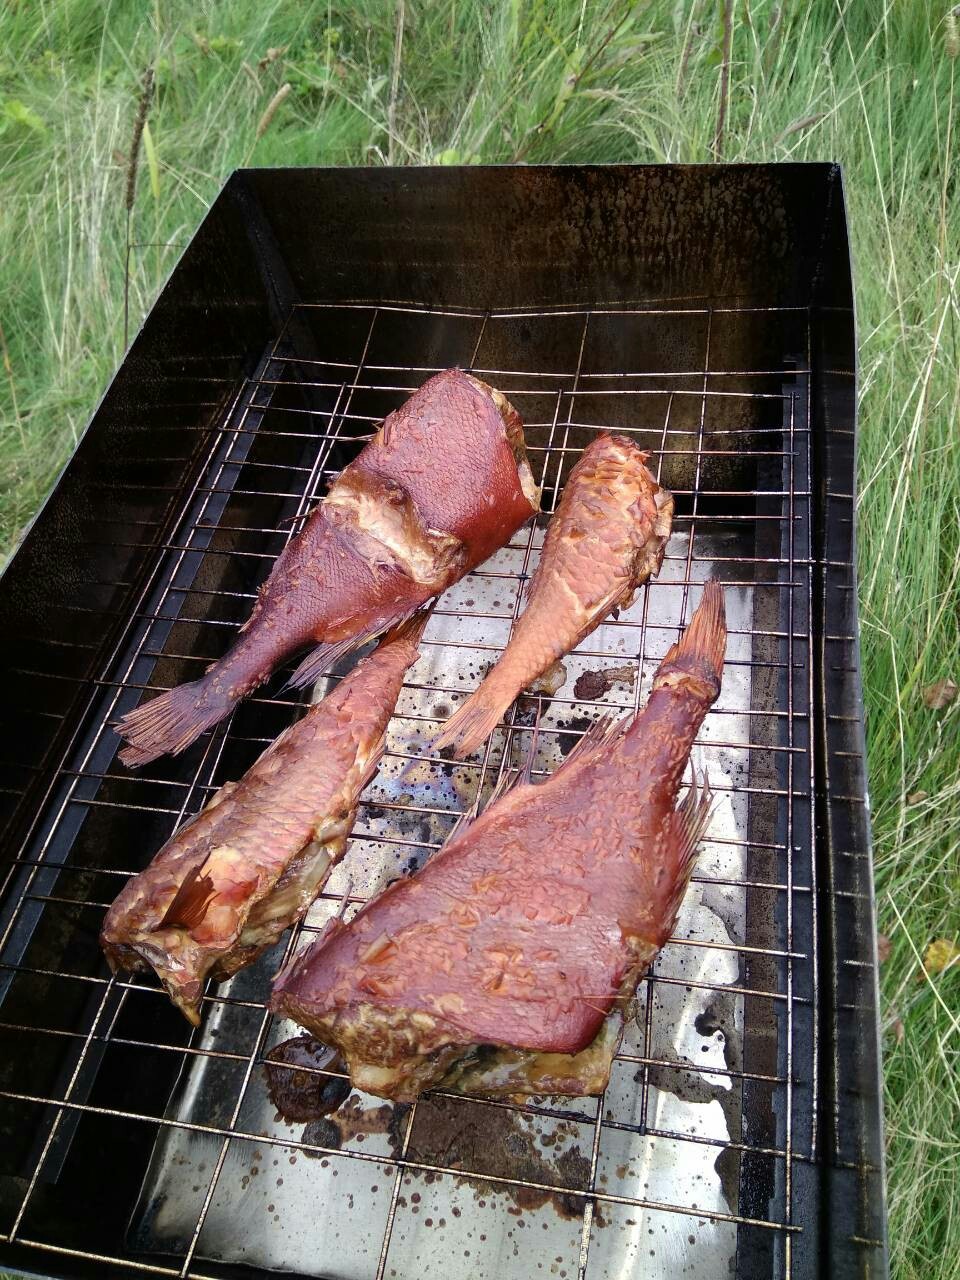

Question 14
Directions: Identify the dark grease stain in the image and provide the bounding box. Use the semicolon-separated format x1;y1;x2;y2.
573;664;636;701
302;1095;410;1161
334;1094;409;1156
302;1117;342;1153
406;1096;591;1220
714;1145;740;1218
694;1008;723;1039
557;715;594;757
264;1036;351;1123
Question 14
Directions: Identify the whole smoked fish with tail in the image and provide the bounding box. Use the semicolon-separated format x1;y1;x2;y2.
117;370;539;766
434;432;673;759
102;613;428;1025
271;581;726;1102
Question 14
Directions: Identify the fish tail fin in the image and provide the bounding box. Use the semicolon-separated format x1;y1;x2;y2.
433;679;514;759
116;672;241;768
653;579;726;697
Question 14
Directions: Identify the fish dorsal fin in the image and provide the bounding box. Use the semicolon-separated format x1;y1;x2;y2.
485;766;523;809
483;720;542;807
446;728;540;844
446;792;483;844
555;711;629;773
660;770;714;938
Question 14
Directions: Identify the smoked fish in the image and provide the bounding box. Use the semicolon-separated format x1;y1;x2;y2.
102;613;428;1025
118;371;539;767
271;581;726;1102
434;433;673;759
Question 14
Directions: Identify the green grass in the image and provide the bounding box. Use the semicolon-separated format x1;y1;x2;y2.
0;2;958;1275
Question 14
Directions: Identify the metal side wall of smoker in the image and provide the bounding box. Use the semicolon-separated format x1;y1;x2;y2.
0;165;885;1280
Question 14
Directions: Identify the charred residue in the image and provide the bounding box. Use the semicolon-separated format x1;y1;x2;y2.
573;664;636;701
265;1035;351;1123
406;1096;592;1220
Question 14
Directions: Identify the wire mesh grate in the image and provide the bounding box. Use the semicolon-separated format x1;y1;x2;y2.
0;299;817;1280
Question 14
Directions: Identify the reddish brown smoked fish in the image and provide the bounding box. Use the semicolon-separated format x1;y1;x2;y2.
118;370;539;766
271;581;726;1102
434;432;673;759
102;614;427;1025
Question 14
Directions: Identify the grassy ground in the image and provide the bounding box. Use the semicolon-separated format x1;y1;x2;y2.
0;2;957;1275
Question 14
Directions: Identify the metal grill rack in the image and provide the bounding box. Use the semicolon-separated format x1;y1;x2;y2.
2;294;821;1279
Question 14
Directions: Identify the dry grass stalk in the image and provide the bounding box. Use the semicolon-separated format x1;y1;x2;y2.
947;10;959;60
124;67;155;213
256;82;291;140
387;0;406;164
774;111;826;144
712;0;734;159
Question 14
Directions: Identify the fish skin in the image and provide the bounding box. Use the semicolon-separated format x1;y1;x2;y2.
433;432;673;759
117;370;539;767
271;581;726;1102
101;613;428;1025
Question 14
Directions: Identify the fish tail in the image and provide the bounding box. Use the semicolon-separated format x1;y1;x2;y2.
433;678;514;759
116;670;245;768
653;579;726;697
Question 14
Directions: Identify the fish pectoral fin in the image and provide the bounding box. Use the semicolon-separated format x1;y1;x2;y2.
205;779;239;811
661;771;714;936
358;739;386;792
157;862;218;931
285;634;367;692
285;608;422;693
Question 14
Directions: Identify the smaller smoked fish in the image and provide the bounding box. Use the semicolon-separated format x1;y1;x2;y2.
271;582;725;1103
118;370;539;767
101;613;428;1025
434;433;673;759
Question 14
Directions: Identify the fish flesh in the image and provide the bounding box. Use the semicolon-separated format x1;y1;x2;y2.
433;432;673;759
271;583;724;1102
118;370;539;767
271;581;726;1102
101;612;428;1024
